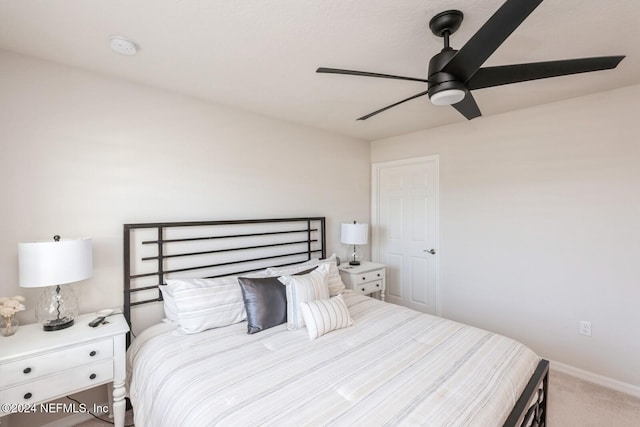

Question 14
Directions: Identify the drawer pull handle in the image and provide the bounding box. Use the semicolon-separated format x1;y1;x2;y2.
377;273;381;277
361;288;366;291
23;367;32;374
90;373;97;380
376;283;380;287
24;392;32;400
90;351;97;357
361;277;366;281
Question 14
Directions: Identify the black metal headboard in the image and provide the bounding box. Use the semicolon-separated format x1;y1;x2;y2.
123;217;326;340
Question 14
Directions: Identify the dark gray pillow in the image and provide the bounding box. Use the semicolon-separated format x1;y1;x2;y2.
238;277;287;334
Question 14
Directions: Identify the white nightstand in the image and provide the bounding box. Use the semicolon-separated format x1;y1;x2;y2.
0;312;129;427
338;261;386;301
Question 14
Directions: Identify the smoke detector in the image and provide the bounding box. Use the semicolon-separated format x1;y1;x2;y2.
109;36;138;55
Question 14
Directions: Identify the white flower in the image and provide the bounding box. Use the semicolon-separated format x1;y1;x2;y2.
0;295;27;317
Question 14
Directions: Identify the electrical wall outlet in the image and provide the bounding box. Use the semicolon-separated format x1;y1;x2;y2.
579;320;592;337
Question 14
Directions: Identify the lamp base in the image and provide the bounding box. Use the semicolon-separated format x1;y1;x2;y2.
36;284;79;332
347;244;363;267
42;317;74;331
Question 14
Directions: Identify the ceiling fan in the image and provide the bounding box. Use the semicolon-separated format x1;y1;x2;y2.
317;0;625;121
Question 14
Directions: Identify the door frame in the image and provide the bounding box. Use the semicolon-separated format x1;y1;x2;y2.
371;155;441;315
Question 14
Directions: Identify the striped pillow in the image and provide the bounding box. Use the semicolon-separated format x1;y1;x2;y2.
265;254;345;296
165;277;246;334
278;264;330;330
159;285;179;324
299;295;353;340
317;254;346;296
265;259;320;276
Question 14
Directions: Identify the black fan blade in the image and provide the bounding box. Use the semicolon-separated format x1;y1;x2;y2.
442;0;544;82
451;91;481;120
317;67;430;83
357;90;430;120
467;56;625;90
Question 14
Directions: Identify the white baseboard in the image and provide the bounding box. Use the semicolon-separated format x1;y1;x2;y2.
549;359;640;398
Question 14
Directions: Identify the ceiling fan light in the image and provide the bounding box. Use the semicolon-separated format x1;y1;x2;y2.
430;88;466;106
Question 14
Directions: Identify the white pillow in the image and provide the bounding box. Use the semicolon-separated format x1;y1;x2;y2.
317;254;346;296
300;295;353;340
265;258;320;276
266;254;346;297
164;277;246;334
159;285;179;324
278;263;330;330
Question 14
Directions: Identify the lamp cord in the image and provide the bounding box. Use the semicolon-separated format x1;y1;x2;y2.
65;395;134;427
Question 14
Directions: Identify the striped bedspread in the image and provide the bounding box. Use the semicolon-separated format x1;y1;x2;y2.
127;292;539;427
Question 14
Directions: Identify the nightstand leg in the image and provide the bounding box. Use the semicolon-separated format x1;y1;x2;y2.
112;380;127;427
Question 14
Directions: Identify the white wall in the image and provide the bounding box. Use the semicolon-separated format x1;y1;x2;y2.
371;85;640;388
0;49;370;425
0;49;370;319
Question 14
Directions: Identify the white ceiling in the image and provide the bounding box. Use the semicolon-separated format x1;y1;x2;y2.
1;0;638;141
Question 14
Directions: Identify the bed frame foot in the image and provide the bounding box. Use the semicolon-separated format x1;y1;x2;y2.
503;359;549;427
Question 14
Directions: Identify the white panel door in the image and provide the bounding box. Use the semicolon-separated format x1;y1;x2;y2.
372;156;439;314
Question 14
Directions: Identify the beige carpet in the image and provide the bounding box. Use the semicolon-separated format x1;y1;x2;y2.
74;370;640;426
547;370;640;427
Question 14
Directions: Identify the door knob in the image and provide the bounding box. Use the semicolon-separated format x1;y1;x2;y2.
424;249;436;254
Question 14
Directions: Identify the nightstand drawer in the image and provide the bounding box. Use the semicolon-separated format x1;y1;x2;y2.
356;269;385;284
355;280;383;295
0;338;113;387
0;358;114;408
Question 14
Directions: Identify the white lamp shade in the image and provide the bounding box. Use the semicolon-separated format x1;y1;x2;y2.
19;238;92;288
341;223;369;245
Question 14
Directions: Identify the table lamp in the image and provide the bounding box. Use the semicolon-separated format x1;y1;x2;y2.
341;221;369;266
18;235;92;331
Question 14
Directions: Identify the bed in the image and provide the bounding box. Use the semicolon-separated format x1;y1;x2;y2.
124;217;548;427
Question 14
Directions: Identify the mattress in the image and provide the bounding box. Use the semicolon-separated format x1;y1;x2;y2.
127;292;539;427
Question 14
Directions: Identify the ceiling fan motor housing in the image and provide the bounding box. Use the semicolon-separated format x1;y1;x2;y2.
427;48;465;101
